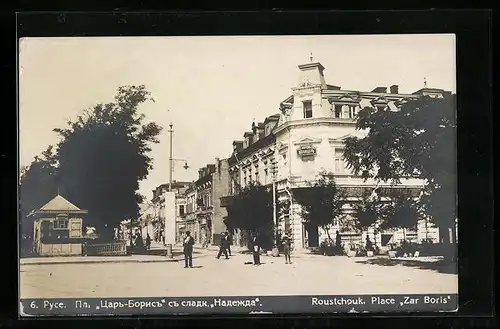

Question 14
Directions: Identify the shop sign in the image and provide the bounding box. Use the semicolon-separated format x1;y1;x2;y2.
297;144;317;159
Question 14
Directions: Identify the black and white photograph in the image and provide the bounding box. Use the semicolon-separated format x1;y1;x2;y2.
18;34;458;315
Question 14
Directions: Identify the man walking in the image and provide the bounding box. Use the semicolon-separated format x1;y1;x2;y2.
251;232;261;265
183;231;195;268
216;232;229;259
225;231;233;256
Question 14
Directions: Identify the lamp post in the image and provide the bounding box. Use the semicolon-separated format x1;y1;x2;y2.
271;158;279;256
166;122;189;258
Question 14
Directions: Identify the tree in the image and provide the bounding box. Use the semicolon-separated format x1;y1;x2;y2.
293;173;345;241
19;145;59;237
351;189;386;247
53;85;161;240
378;190;423;241
343;94;456;243
225;181;274;250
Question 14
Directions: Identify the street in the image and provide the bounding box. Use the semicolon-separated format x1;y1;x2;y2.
20;248;458;299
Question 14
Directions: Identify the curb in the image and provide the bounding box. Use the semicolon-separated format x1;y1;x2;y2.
20;258;183;266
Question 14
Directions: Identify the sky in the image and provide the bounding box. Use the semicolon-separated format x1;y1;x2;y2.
18;34;456;201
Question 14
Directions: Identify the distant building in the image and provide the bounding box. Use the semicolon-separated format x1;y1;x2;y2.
179;158;231;246
222;59;446;250
138;203;154;240
151;181;191;245
31;194;87;256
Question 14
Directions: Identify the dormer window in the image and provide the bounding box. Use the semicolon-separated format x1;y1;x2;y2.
303;101;313;119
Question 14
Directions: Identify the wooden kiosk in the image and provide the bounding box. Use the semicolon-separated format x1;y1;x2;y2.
31;195;87;257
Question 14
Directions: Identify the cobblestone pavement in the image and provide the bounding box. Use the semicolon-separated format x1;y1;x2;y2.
20;248;458;299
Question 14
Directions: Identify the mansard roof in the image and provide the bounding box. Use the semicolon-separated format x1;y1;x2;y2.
264;114;281;124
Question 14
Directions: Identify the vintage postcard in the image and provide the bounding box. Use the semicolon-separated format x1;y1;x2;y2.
18;34;458;315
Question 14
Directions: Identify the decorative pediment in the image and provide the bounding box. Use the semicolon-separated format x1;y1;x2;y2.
276;142;288;152
329;93;361;104
328;133;364;144
293;136;322;146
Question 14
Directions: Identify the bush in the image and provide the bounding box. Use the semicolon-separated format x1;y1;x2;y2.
319;239;345;256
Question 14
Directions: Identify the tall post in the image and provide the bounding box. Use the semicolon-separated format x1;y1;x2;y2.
271;159;279;257
166;122;174;258
273;180;277;246
168;123;173;192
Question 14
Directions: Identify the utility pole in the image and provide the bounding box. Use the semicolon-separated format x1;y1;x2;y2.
166;122;174;258
168;123;173;193
271;158;279;256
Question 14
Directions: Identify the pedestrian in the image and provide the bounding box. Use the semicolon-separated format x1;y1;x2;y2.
216;232;229;259
251;232;261;265
335;230;342;248
225;231;232;256
183;231;195;268
145;233;151;250
281;231;292;264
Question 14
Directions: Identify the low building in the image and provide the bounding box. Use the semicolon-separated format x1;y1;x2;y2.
138;203;155;241
31;194;87;256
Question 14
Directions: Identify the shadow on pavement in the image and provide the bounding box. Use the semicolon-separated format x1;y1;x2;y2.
355;257;457;274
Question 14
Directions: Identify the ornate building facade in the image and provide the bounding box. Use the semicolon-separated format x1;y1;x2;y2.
178;158;231;247
225;59;447;250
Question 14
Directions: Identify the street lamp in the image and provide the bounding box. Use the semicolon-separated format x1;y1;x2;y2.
165;122;190;258
270;158;279;256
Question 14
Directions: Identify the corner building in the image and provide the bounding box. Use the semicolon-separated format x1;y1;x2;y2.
226;60;446;250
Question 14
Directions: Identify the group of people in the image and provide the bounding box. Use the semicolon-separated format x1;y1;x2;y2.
181;230;294;268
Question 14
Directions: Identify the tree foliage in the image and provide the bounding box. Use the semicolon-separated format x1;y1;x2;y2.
293;173;345;240
343;95;456;241
378;192;422;232
351;189;385;232
19;145;59;236
225;181;274;249
19;85;161;241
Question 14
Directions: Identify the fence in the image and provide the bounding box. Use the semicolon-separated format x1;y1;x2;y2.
85;241;127;256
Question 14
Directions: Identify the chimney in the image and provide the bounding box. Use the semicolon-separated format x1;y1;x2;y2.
390;85;399;94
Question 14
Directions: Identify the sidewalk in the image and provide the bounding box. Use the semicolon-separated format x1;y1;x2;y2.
20;252;185;266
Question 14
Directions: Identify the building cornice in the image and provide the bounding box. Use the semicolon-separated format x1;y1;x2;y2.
274;118;356;136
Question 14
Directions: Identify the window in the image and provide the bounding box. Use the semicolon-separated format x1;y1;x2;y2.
334;104;342;118
179;205;185;216
303;101;313;118
54;216;69;229
70;219;82;238
342;105;350;118
349;106;357;118
255;167;260;183
335;149;348;173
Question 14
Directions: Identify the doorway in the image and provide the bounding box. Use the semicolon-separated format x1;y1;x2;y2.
305;223;319;248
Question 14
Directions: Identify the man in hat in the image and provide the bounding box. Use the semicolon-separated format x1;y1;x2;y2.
216;232;229;259
183;231;195;268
